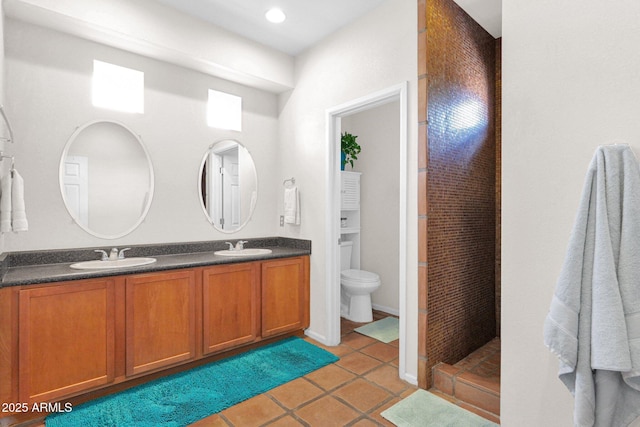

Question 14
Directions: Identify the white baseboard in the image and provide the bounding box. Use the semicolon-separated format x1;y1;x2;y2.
402;372;418;386
372;303;400;317
304;328;333;346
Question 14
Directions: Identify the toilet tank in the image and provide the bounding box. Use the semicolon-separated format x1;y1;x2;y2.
339;240;353;271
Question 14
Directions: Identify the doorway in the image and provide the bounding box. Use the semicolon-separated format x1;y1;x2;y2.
324;82;412;383
204;142;241;231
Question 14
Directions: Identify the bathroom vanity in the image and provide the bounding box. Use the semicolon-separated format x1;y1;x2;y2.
0;238;310;416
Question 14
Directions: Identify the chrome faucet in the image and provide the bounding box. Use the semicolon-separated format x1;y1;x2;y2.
118;248;131;259
94;248;131;261
224;241;248;251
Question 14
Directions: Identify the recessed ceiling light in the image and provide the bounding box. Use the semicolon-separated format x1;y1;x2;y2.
265;8;286;24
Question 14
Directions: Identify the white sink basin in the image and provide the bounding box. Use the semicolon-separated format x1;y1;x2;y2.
214;248;273;257
70;257;157;270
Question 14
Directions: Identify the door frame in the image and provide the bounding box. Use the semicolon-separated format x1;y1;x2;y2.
324;82;411;382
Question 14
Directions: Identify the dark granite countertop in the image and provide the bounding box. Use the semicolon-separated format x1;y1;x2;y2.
0;237;311;288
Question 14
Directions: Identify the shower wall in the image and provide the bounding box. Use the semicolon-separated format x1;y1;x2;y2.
495;38;502;337
417;0;497;388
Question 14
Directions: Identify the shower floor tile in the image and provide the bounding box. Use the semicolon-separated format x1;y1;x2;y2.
431;337;501;424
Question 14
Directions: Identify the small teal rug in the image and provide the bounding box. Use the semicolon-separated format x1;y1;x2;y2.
381;389;499;426
46;337;337;427
355;317;399;343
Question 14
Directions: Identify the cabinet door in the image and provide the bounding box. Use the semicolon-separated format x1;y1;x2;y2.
341;172;360;210
202;263;259;355
125;270;196;376
261;257;309;338
19;279;115;403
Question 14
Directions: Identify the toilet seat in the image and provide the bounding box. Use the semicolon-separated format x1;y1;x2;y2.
341;269;380;286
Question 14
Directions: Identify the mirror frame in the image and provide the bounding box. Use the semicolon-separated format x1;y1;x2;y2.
59;119;155;239
197;139;258;234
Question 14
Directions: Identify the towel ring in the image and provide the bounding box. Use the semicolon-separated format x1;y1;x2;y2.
283;177;295;187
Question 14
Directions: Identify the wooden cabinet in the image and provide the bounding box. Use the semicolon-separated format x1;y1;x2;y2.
18;279;115;403
261;257;310;338
202;263;259;355
8;255;309;411
125;270;196;376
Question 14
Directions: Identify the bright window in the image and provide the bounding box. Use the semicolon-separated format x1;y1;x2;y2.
207;89;242;131
92;60;144;113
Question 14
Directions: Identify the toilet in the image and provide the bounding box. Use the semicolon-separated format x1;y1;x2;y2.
340;241;381;322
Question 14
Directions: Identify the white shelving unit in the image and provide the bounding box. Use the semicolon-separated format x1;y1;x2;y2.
340;171;361;269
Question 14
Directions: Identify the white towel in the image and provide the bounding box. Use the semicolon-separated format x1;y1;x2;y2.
544;144;640;426
0;172;11;232
0;169;28;233
11;170;28;232
284;186;300;225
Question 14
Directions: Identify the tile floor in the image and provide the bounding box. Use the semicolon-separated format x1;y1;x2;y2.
431;338;501;423
23;314;501;427
190;314;416;426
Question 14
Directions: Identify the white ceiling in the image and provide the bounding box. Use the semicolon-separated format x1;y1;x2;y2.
152;0;386;56
152;0;502;56
454;0;502;38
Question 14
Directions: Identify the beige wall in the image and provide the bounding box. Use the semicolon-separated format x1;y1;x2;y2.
0;1;5;253
342;101;401;314
4;19;281;251
4;0;293;92
277;0;418;380
502;1;640;425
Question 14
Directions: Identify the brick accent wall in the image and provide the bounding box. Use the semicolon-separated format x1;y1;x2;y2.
417;0;497;388
417;0;429;389
495;38;502;338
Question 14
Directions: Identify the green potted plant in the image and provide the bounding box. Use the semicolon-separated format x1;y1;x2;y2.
341;132;361;170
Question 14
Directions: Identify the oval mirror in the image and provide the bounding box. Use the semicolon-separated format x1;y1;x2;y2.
198;139;257;233
59;120;154;239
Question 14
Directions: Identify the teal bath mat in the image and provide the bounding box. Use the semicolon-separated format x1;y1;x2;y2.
381;389;499;427
355;316;399;343
46;337;337;427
